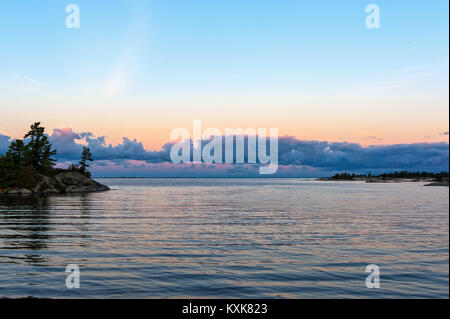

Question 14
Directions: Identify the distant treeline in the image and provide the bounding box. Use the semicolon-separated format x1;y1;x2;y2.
331;171;449;181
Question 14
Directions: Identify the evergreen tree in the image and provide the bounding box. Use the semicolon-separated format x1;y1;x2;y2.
6;139;26;167
23;122;56;171
0;155;15;187
79;147;93;177
0;140;27;187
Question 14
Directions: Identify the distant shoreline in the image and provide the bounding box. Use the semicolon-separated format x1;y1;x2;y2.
95;176;320;179
92;171;449;186
319;171;449;186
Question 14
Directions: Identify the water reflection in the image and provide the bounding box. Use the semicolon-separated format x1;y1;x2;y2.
0;193;50;209
78;194;92;235
0;179;448;298
0;194;93;266
0;195;52;254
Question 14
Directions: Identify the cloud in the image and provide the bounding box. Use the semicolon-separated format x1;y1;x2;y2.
0;134;11;155
1;128;449;176
50;128;83;157
367;136;383;142
276;137;448;172
104;2;150;97
440;131;449;136
46;128;172;163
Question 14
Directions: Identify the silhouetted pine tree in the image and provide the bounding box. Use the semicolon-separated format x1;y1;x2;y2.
23;122;56;171
79;147;93;177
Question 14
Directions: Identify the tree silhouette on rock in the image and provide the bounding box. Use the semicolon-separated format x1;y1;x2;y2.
23;122;56;171
0;122;56;188
79;147;93;177
6;139;26;168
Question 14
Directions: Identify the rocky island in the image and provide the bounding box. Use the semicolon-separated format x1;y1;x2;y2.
0;122;109;195
0;170;109;195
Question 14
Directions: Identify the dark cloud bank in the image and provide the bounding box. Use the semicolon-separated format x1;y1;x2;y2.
1;128;448;177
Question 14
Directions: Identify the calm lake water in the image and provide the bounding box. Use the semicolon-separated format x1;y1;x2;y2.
0;178;448;298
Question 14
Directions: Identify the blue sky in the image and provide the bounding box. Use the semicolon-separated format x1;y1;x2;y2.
1;0;448;94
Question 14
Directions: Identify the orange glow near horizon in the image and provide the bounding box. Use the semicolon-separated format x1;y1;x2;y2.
2;119;448;151
1;90;448;149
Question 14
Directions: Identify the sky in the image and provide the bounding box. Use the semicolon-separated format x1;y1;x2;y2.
0;0;448;176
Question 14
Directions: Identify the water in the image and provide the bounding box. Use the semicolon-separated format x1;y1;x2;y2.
0;178;448;298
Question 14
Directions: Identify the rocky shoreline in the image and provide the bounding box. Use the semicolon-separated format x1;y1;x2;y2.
0;171;109;195
424;181;450;186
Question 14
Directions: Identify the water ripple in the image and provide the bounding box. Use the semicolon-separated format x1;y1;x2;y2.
0;178;448;298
